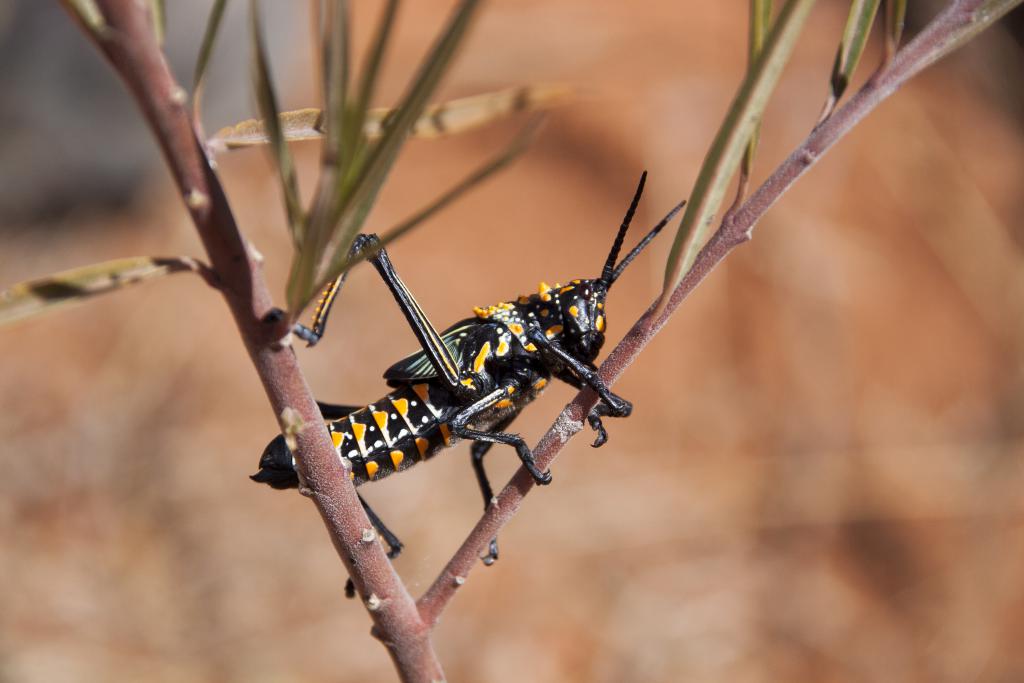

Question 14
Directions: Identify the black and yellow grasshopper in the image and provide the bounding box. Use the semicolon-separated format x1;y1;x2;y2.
254;172;684;578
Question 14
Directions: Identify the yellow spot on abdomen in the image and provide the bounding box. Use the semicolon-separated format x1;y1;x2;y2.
524;343;537;352
366;461;379;478
474;342;491;373
392;398;409;417
331;431;344;448
496;399;513;409
373;411;389;431
439;423;452;446
560;285;575;294
416;437;429;458
595;315;605;332
473;306;492;319
508;323;524;335
545;325;563;339
390;450;404;468
460;378;475;388
534;378;548;390
538;281;552;301
412;384;430;403
568;305;579;318
518;295;530;304
496;340;510;356
352;422;367;443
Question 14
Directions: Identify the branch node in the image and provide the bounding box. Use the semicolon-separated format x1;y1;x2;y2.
453;576;466;587
489;496;499;509
366;593;384;611
170;85;188;105
248;241;265;265
362;528;377;543
185;189;209;210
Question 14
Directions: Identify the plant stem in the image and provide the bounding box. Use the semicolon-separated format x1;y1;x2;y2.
60;1;443;680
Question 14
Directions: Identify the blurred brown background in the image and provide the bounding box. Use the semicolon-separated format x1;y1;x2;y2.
3;1;1024;681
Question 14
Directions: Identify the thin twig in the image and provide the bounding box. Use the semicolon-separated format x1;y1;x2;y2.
60;2;444;680
417;0;1012;625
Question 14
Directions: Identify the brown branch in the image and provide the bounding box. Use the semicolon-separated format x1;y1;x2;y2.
60;2;443;680
416;0;1006;625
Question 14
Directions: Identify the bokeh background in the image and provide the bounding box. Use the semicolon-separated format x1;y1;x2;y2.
3;1;1024;681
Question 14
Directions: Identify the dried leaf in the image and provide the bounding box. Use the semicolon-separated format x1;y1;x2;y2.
0;257;202;326
208;85;568;151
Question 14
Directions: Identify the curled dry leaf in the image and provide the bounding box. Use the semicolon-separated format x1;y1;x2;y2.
208;84;571;153
0;256;205;326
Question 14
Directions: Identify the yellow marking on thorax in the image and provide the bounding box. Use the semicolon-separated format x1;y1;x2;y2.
524;342;537;352
439;423;452;446
568;305;579;318
559;285;575;294
366;461;379;479
474;342;491;373
538;282;552;302
496;398;513;409
595;314;605;332
545;325;563;339
416;437;429;458
518;295;530;304
534;378;548;390
473;306;492;319
539;309;549;317
507;322;524;335
460;378;475;388
507;386;516;394
390;450;404;468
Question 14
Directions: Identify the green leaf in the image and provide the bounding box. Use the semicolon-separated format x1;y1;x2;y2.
287;0;484;315
193;0;229;122
65;0;106;35
250;0;305;247
820;0;881;121
739;0;773;196
149;0;166;46
661;0;818;304
0;257;201;327
327;115;545;277
206;85;570;152
883;0;907;64
346;0;399;167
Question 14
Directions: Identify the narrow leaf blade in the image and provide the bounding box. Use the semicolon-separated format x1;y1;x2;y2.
250;0;305;246
326;116;544;279
661;0;818;305
193;0;229;122
821;0;881;121
883;0;907;64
